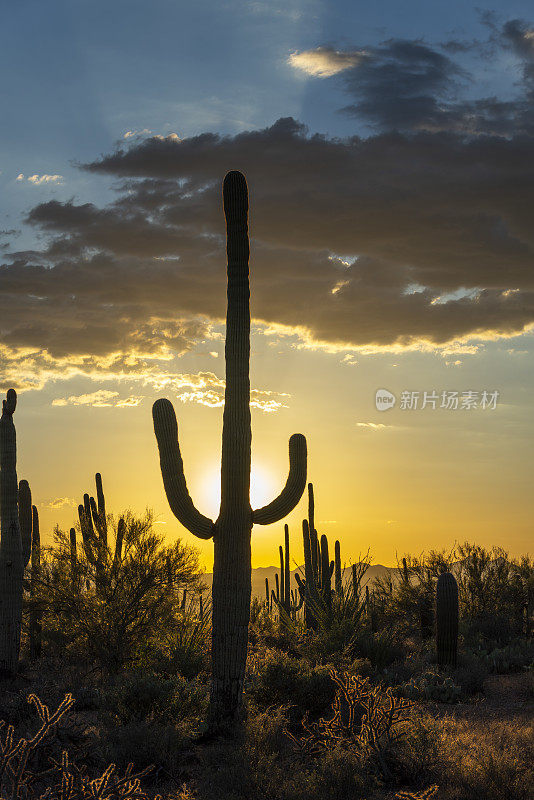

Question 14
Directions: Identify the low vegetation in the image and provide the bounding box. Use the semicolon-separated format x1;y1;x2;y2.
0;499;531;800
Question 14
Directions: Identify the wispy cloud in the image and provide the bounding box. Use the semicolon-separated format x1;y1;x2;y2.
41;497;75;510
17;173;64;185
53;390;119;407
289;47;366;77
356;422;389;430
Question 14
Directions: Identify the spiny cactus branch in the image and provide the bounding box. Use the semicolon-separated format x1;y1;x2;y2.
252;434;307;524
18;480;32;569
152;399;215;539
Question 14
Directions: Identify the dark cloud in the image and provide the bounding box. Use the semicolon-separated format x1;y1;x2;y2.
2;22;534;385
290;21;534;136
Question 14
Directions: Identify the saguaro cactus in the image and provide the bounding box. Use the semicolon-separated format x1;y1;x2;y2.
296;485;336;629
271;524;303;622
77;473;123;594
153;171;307;730
0;390;31;675
29;503;42;659
334;540;342;597
436;571;459;667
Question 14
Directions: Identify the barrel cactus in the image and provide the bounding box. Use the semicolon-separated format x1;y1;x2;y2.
436;571;459;667
152;171;307;730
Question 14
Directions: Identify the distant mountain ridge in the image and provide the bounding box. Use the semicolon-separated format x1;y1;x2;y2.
199;563;396;600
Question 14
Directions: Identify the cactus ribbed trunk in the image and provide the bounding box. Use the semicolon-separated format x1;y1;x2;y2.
152;171;306;735
210;171;252;728
29;505;41;660
284;524;290;613
334;540;342;596
436;571;458;666
0;390;23;676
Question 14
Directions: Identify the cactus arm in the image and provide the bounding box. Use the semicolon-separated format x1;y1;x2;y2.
302;520;314;589
78;504;97;564
29;505;42;659
334;540;342;596
284;524;290;612
279;544;285;606
89;497;100;532
18;480;32;568
152;398;215;539
113;517;125;571
95;473;106;528
252;434;307;525
321;534;332;606
69;527;77;586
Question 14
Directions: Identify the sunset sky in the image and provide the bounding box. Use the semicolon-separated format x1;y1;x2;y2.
1;0;533;568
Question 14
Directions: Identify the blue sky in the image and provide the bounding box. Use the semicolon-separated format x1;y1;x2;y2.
3;0;533;233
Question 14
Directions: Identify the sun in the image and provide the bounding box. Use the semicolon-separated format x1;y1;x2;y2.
200;463;276;519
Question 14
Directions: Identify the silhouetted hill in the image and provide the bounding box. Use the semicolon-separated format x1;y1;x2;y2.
199;563;396;600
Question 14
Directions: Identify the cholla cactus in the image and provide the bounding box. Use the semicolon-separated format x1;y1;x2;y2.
436;571;459;666
152;172;307;730
0;390;32;675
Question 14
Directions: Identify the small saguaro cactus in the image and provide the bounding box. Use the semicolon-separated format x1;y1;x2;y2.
296;484;335;629
152;172;307;731
69;527;78;589
0;390;32;676
271;524;303;622
436;571;459;667
77;473;123;594
334;540;343;597
29;503;42;659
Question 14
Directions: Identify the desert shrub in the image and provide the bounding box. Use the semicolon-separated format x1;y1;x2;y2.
36;510;205;672
348;657;373;677
388;714;444;787
195;706;375;800
437;717;534;800
101;719;192;774
134;596;211;679
350;627;405;671
457;544;533;646
483;639;534;674
397;669;462;703
103;672;207;725
452;661;488;696
371;550;454;639
246;648;336;716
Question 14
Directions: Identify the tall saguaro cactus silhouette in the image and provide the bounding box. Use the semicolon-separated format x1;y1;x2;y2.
0;390;31;675
153;171;307;729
